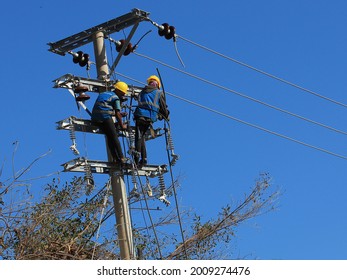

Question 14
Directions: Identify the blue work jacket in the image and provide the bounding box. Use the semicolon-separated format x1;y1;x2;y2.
91;91;121;121
134;88;162;122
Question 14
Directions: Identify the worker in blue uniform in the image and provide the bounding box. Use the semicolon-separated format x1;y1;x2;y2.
91;81;128;165
133;75;169;166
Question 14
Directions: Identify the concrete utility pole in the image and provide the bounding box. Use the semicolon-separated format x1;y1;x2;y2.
48;8;149;259
93;31;134;260
49;8;172;260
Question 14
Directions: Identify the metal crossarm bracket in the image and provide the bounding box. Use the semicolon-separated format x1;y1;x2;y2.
48;8;150;55
62;157;168;177
53;73;143;95
56;116;165;140
56;116;100;134
53;73;111;92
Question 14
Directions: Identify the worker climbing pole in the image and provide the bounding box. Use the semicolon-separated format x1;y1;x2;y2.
48;8;183;260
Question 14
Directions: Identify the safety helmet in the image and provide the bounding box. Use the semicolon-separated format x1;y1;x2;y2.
147;75;161;89
114;81;128;95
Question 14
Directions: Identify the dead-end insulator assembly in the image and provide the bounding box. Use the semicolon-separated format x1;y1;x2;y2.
68;50;91;68
158;23;176;40
150;20;176;40
116;39;133;56
151;20;184;66
107;36;133;56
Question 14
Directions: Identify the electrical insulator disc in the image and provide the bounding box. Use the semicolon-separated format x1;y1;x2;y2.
76;93;90;101
116;39;125;52
74;85;89;93
159;23;169;37
79;53;89;67
73;51;83;64
165;26;176;40
124;43;133;56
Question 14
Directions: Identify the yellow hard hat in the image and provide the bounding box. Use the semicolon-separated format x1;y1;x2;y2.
114;81;128;95
147;75;161;89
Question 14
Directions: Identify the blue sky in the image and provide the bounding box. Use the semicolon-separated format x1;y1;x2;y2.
1;0;347;260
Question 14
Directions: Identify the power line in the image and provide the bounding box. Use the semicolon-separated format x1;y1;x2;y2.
157;69;188;259
116;72;347;161
122;127;164;260
133;52;347;137
168;93;347;161
176;35;347;109
92;179;111;260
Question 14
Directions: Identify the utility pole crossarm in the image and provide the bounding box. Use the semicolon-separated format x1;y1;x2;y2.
48;8;150;56
52;73;143;94
56;116;165;139
61;157;168;177
49;8;165;260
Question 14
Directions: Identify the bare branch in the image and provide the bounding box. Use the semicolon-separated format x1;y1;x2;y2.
166;174;280;259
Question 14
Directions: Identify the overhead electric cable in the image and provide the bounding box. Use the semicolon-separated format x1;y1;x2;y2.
120;110;164;260
176;35;347;109
137;197;157;259
168;92;347;161
121;111;159;259
92;179;111;260
133;52;347;137
116;72;347;161
157;68;188;259
136;178;163;259
173;36;185;67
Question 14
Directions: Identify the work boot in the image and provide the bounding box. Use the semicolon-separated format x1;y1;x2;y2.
134;155;139;166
